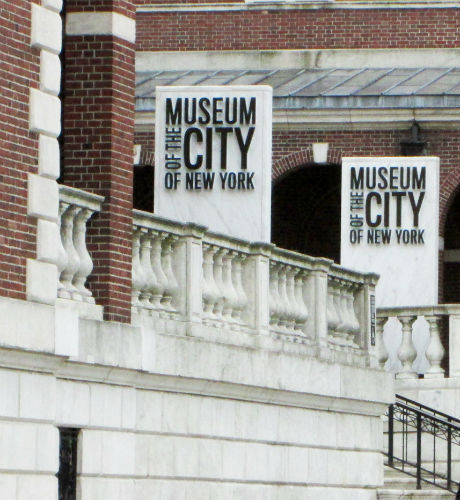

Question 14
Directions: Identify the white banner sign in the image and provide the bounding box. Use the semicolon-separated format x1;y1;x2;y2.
341;157;439;307
154;86;272;242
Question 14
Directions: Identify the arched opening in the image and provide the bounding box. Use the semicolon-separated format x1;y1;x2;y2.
271;164;341;262
442;186;460;303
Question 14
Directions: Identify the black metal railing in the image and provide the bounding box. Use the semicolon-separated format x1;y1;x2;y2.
386;394;460;492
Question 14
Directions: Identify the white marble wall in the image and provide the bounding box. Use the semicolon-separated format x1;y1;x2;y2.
0;296;393;500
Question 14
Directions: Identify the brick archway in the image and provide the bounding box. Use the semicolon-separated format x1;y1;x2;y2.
271;158;341;261
272;145;343;182
440;169;460;237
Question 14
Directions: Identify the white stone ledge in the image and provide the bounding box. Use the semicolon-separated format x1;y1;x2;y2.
26;259;58;306
43;0;63;13
28;173;59;221
31;3;62;54
59;184;104;212
40;51;61;97
136;48;460;72
38;135;60;180
37;219;60;264
136;108;460;131
0;299;56;353
29;88;61;138
79;478;379;500
66;12;135;44
137;1;460;11
63;328;393;416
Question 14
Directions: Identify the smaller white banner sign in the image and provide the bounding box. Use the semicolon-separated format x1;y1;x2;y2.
341;157;439;307
154;86;272;242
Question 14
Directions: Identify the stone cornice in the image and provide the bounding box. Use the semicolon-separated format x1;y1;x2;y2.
135;108;460;132
137;1;460;12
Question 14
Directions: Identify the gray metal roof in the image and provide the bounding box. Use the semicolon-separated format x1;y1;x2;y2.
135;68;460;111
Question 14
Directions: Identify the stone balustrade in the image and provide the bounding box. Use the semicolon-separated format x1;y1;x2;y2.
133;211;378;362
376;305;460;379
58;186;104;302
327;266;368;349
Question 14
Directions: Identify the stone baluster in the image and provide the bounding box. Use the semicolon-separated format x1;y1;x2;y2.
232;253;248;329
131;228;144;309
327;279;340;339
294;270;308;334
277;265;290;331
212;248;226;322
58;186;104;303
424;314;445;378
57;202;70;299
345;284;361;346
72;208;95;302
334;281;349;345
285;266;297;332
396;315;418;379
162;235;179;316
222;250;239;327
150;230;168;312
139;230;155;309
269;262;282;330
60;204;80;296
202;244;219;324
376;316;389;369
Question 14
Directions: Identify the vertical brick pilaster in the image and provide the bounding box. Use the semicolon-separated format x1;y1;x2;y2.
0;0;40;299
62;2;135;322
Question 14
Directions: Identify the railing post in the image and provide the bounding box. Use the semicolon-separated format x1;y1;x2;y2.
356;273;379;356
388;404;394;467
311;258;333;351
447;424;452;491
416;412;422;490
248;243;273;335
397;315;418;379
183;223;206;335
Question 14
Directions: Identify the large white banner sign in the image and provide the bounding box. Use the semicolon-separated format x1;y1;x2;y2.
155;86;272;242
341;157;439;307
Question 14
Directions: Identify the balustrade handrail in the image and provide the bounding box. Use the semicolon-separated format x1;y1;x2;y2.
387;394;460;492
330;263;379;286
270;246;322;270
131;209;378;358
58;185;104;303
378;304;460;317
396;394;460;427
60;185;105;211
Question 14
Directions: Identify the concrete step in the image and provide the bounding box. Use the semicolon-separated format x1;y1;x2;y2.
377;488;455;499
380;466;456;499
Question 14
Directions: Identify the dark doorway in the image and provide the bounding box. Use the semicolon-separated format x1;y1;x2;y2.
443;187;460;303
57;427;80;500
271;164;341;262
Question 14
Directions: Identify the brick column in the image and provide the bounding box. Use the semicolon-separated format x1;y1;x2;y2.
0;0;41;299
63;2;135;322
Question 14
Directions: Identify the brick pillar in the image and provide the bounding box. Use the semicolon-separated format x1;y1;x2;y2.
63;2;135;322
0;0;41;299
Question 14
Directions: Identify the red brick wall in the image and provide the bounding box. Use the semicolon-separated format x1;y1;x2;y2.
66;0;135;18
135;126;460;300
136;128;460;229
136;0;241;4
63;2;135;322
272;129;460;230
0;0;39;298
136;8;460;51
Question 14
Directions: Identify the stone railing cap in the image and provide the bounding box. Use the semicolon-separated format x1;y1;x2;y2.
59;185;104;211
